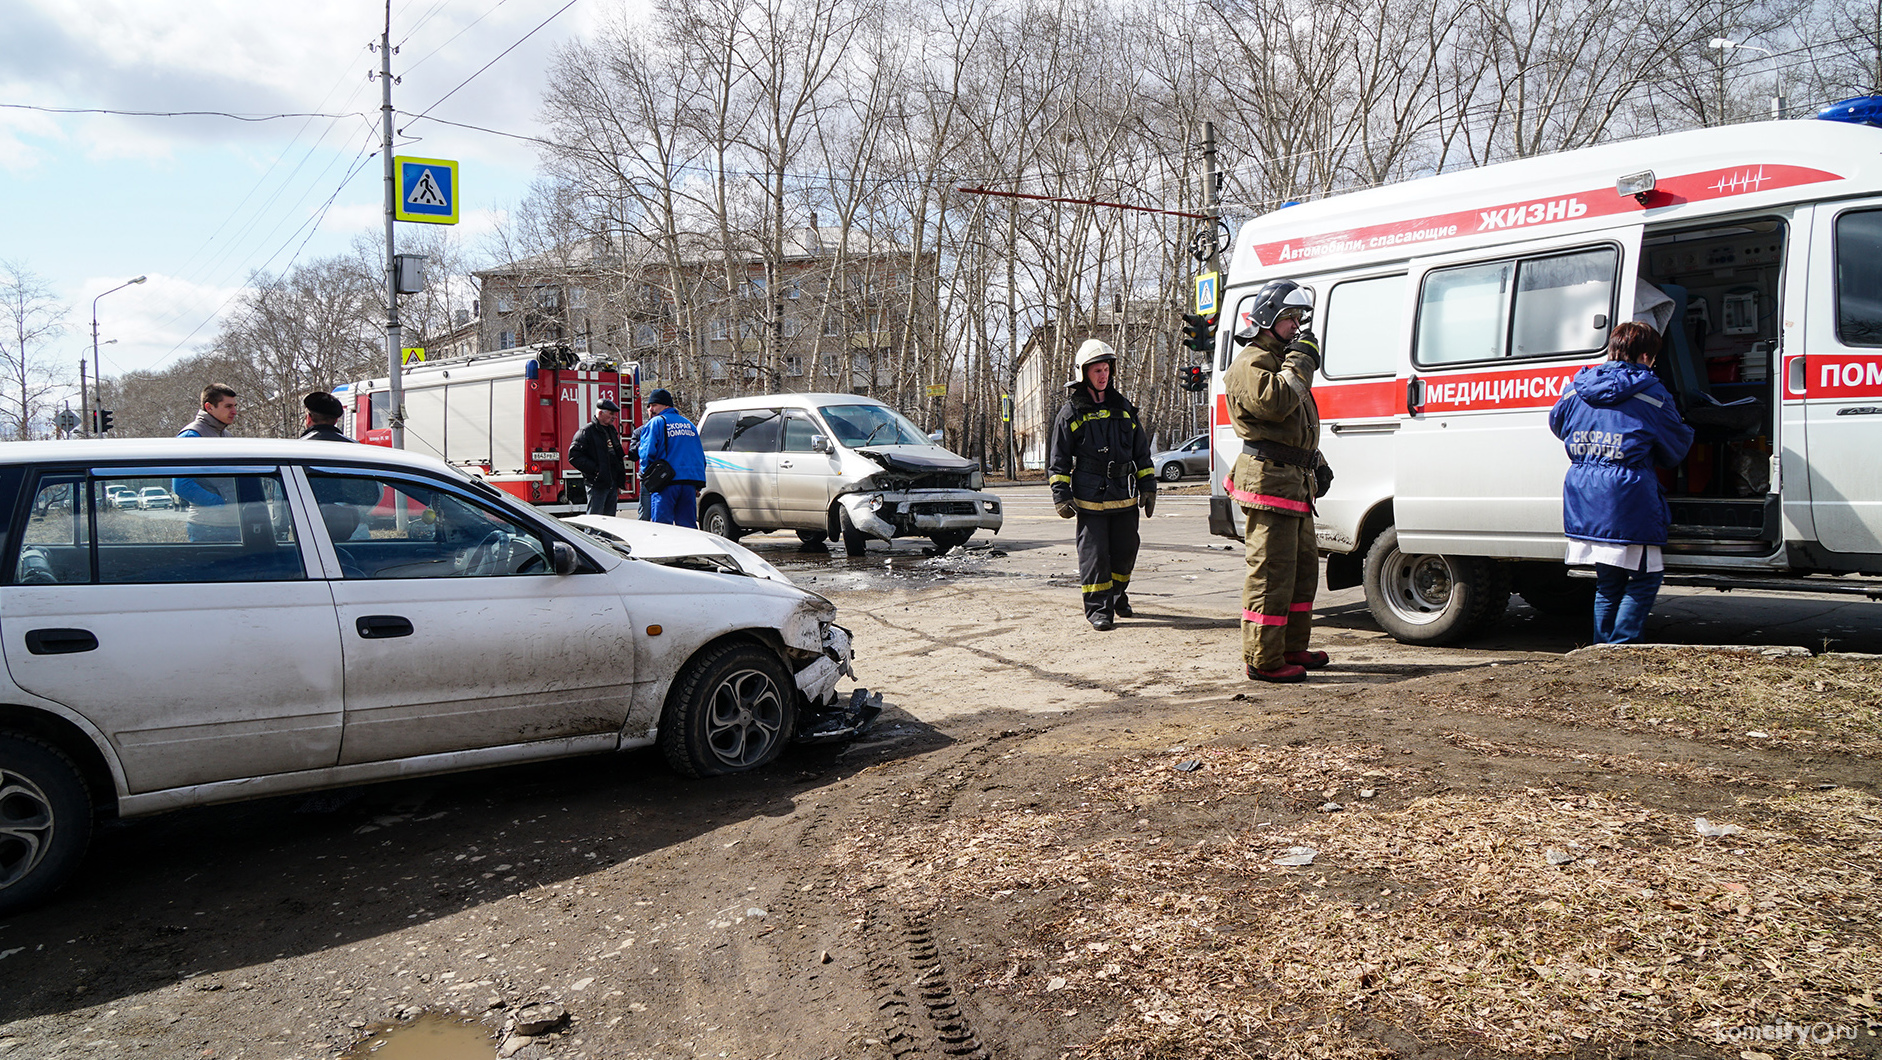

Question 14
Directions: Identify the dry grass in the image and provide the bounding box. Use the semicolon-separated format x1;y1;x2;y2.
830;740;1882;1058
1612;651;1882;757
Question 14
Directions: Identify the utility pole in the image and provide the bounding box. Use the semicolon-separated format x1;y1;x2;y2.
1203;121;1222;276
379;0;406;449
78;361;87;435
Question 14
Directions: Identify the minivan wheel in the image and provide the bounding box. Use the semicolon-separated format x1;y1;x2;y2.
700;499;742;541
0;734;94;917
660;642;795;778
1160;462;1184;483
1362;527;1508;646
839;510;869;554
795;529;829;548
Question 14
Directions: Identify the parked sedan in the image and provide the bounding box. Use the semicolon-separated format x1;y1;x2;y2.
0;439;858;914
1152;434;1211;482
104;485;140;509
136;486;174;509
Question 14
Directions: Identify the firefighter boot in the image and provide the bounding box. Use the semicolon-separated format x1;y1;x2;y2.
1284;650;1330;670
1247;662;1307;683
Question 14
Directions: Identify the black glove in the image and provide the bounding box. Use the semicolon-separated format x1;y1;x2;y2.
1139;489;1156;518
1314;462;1334;499
1286;330;1321;373
1055;499;1076;519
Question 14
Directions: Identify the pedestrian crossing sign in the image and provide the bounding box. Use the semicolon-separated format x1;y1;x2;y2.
402;347;426;365
393;156;459;224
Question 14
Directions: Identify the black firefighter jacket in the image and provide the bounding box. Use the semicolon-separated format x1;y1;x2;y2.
568;419;627;494
1048;386;1155;512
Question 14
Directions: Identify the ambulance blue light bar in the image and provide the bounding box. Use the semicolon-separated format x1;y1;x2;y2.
1817;96;1882;126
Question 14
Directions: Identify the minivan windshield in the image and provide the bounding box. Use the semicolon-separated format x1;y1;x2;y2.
817;404;927;448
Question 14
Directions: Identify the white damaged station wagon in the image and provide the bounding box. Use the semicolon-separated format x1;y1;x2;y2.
0;439;858;914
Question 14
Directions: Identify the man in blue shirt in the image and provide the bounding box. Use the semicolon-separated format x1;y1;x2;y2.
637;389;707;528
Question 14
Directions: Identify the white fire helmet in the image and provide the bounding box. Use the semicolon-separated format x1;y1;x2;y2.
1067;339;1119;386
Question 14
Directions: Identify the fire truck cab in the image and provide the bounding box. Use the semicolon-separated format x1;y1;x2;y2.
343;344;642;513
1208;109;1882;645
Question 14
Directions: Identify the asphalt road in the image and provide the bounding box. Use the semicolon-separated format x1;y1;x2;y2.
733;483;1882;656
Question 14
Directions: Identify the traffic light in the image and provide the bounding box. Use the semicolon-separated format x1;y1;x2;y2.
1179;365;1211;392
1181;312;1216;353
98;410;114;433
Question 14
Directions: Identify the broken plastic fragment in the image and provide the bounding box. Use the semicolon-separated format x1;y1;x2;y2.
1695;817;1743;838
1273;847;1317;866
1174;760;1202;772
1545;848;1576;865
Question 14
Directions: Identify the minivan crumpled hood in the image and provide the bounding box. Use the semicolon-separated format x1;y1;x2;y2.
853;445;978;475
565;514;793;585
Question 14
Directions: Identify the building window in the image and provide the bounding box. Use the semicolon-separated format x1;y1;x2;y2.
745;275;766;298
710;318;729;341
570;287;588;309
784;280;802;299
781;317;801;338
495;294;514;314
820;352;840;379
633;323;659;348
783;354;803;377
823;314;841;337
572;335;589;352
708;357;728;381
535;287;559;309
498;330;514;349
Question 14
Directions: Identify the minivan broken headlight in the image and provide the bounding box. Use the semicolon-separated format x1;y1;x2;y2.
969;468;984;490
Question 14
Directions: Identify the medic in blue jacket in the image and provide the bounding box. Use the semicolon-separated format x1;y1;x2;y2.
1548;321;1696;643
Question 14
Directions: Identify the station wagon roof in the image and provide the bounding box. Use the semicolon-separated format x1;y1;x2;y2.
0;438;465;477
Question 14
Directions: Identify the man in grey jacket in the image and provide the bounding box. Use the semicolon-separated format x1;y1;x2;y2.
177;384;237;438
175;384;239;542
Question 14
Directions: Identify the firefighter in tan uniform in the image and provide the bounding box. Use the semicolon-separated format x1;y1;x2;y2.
1224;279;1332;682
1048;340;1156;630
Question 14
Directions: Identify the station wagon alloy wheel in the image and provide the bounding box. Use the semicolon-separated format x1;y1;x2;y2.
0;735;94;915
706;668;787;769
1361;527;1508;647
661;642;797;777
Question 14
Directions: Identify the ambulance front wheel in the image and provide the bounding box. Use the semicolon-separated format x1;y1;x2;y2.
1362;527;1508;646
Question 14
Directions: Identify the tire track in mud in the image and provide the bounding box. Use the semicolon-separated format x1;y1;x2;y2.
849;729;1032;1059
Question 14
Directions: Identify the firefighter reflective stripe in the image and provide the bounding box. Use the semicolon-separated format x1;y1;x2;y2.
1135;466;1155;479
1068;408;1134;432
1223;476;1311;513
1048;474;1072;485
1074;495;1139;511
1113;572;1130;585
1083;580;1114;593
1290;601;1312;612
1243;609;1289;626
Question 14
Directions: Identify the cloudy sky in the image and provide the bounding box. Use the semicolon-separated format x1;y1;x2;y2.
1;0;645;403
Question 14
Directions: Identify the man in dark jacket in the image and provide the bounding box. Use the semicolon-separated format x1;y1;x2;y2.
299;391;353;442
1048;340;1155;631
1549;321;1695;644
568;398;626;516
639;389;707;527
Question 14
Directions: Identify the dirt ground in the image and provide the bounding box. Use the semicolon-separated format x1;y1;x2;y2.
2;564;1879;1060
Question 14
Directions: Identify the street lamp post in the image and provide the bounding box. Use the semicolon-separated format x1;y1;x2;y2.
1709;38;1786;120
92;276;146;434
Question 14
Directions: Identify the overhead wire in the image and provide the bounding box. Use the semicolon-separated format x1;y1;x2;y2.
403;0;582;126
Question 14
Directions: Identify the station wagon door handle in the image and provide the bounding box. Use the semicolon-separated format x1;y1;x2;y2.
355;615;414;639
24;628;98;655
779;460;793;469
1405;377;1425;415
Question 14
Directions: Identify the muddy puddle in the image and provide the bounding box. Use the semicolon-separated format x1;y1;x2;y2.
757;541;1030;592
339;1012;493;1059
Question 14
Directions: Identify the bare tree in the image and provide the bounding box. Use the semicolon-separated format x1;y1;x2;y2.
0;261;73;439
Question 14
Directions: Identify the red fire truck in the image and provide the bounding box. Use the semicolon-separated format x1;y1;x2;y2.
340;344;642;513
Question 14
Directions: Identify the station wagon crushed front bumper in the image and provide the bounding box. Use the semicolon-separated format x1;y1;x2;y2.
836;488;1004;542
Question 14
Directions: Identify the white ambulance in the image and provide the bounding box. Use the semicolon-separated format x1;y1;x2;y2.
1207;108;1882;644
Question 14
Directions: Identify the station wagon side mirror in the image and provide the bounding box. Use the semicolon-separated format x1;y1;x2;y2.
552;541;580;575
811;434;829;453
928;430;944;443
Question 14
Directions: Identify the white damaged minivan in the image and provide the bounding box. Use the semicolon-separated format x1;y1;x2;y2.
696;394;1003;554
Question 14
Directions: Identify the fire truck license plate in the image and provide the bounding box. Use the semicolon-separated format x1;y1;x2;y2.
531;450;561;462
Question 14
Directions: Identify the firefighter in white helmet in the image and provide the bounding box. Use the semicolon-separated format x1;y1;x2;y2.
1225;279;1332;682
1048;339;1156;630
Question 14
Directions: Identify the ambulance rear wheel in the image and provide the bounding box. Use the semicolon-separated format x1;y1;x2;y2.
1363;527;1506;646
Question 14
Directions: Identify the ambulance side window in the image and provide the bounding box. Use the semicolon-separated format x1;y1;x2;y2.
1321;275;1404;378
1415;245;1617;366
1835;209;1882;347
1416;261;1511;366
